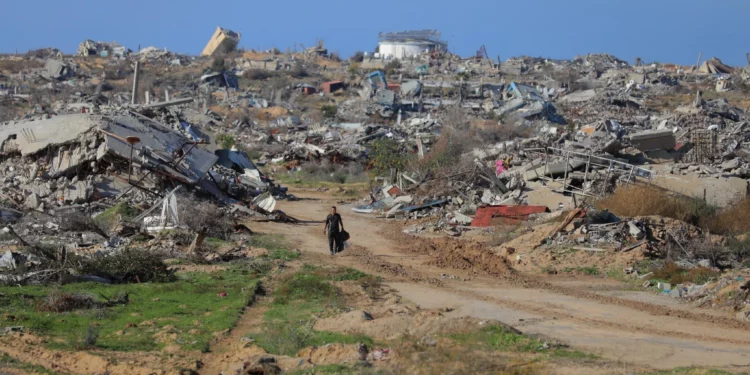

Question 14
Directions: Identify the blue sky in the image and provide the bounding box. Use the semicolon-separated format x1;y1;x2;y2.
2;0;749;66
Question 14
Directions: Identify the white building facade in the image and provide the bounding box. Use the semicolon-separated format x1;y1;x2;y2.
377;30;447;60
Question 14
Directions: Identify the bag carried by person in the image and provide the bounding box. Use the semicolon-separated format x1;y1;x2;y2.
338;230;350;242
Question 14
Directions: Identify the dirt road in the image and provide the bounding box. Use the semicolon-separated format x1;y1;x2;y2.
252;192;750;371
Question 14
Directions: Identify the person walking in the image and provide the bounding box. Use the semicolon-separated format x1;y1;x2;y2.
324;206;344;255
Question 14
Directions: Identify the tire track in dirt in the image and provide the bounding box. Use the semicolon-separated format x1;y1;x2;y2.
439;285;750;346
385;225;750;332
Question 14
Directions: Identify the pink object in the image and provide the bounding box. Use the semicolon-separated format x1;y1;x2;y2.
495;160;505;175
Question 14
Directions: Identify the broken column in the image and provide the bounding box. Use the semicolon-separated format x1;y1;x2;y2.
131;61;140;105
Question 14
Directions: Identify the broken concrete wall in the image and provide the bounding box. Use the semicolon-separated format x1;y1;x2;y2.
201;26;241;57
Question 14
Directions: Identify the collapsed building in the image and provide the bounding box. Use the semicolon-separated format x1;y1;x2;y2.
201;26;241;57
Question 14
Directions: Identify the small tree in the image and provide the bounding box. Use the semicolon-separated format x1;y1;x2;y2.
321;105;337;119
217;134;236;149
385;59;402;76
349;51;365;63
289;61;307;78
369;138;410;176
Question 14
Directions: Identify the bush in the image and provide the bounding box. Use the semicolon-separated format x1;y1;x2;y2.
76;248;174;283
385;59;401;75
243;69;276;80
368;138;411;176
321;104;337;119
349;51;365;63
347;63;360;77
177;195;234;240
595;185;716;227
35;291;95;312
217;133;236;149
652;262;720;285
289;61;307;78
706;197;750;235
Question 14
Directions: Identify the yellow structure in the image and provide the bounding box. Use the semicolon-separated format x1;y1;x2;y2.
201;27;241;57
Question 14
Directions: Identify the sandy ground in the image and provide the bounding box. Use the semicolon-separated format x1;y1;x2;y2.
247;190;750;371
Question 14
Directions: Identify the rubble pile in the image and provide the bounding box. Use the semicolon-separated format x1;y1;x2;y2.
3;25;750;289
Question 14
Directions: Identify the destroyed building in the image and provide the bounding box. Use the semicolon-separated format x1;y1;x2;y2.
377;30;447;59
77;40;129;58
201;26;241;57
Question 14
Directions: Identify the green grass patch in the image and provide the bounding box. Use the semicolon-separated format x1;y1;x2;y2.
448;324;598;360
205;237;232;248
247;267;373;356
561;267;601;276
0;352;67;374
251;234;300;261
449;324;544;352
551;349;599;360
328;267;367;282
0;267;261;352
272;170;369;189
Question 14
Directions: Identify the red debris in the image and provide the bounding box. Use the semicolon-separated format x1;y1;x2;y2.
470;205;550;227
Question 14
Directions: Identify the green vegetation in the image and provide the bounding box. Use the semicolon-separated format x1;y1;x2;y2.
651;262;720;285
448;324;598;360
273;169;369;189
217;133;236;149
251;233;300;261
205;237;232;248
368;138;411;176
94;202;139;229
0;352;66;374
0;267;261;352
561;267;601;276
449;324;546;353
321;104;338;119
248;266;373;356
76;247;174;283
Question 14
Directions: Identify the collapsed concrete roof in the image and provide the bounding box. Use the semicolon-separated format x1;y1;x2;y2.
698;58;734;74
0;112;218;184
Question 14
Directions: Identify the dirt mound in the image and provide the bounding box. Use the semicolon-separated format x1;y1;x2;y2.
403;236;514;278
0;333;188;375
344;244;442;286
297;343;364;365
314;309;488;341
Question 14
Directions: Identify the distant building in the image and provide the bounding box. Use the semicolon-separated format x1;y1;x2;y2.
201;27;241;57
377;30;447;60
77;40;129;58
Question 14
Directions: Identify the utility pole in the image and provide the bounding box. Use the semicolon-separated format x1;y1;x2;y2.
131;61;140;105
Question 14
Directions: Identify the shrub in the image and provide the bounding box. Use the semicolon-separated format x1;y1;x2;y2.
217;133;236;149
289;61;307;78
177;195;234;240
595;185;716;227
385;59;401;75
347;63;360;77
349;51;365;63
76;248;174;283
243;69;276;80
652;262;721;285
35;291;95;312
368;138;411;176
321;104;337;119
